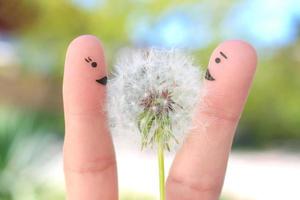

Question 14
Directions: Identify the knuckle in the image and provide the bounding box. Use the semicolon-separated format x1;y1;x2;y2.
201;108;239;123
166;175;221;199
64;154;116;175
198;100;240;124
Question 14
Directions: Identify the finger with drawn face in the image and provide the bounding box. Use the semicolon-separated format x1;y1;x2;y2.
167;40;257;200
63;35;117;200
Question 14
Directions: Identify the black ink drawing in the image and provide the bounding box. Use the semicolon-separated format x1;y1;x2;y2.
96;76;108;85
84;56;97;68
220;51;227;59
205;69;215;81
84;57;107;85
206;51;228;80
215;57;221;63
215;51;228;64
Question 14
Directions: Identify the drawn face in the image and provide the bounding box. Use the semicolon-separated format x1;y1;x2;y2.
84;56;107;85
205;51;228;81
205;40;257;85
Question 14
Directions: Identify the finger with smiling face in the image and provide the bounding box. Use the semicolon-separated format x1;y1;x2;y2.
63;35;117;200
166;40;257;200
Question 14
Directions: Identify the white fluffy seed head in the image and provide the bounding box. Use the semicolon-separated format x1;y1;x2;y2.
107;48;204;150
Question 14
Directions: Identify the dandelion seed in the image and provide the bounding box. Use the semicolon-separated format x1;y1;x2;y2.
107;48;204;200
107;48;203;150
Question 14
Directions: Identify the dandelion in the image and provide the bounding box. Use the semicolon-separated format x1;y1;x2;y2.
107;48;203;200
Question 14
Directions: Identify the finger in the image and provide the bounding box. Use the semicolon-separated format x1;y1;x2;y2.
63;35;118;200
167;40;257;200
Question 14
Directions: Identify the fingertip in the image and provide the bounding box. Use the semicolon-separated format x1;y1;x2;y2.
207;39;258;83
63;35;107;115
67;34;104;52
65;35;106;70
215;39;257;70
201;40;258;120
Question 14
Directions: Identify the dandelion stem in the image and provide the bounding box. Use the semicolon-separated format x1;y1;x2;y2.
158;140;165;200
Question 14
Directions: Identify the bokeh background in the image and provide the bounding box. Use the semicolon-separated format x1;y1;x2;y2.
0;0;300;199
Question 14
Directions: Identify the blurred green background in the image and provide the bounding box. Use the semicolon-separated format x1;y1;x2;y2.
0;0;299;199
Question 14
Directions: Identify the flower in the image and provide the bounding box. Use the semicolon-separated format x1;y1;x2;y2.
107;48;203;151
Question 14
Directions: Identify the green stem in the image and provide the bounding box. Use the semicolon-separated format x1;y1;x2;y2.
158;141;165;200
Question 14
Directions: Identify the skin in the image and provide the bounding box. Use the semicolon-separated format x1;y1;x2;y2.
63;35;257;200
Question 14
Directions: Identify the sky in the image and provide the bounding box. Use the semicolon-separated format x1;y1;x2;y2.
125;0;300;49
1;0;299;69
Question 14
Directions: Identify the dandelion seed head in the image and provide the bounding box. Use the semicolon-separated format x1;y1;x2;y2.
107;48;204;150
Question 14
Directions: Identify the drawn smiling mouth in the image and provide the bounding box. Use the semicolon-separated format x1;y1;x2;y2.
96;76;108;85
205;69;215;81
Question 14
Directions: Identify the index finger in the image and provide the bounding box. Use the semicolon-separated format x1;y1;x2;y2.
167;40;257;200
63;35;118;200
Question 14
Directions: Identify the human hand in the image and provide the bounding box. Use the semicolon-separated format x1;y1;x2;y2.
63;35;257;200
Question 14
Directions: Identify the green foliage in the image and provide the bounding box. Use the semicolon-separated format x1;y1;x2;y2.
0;107;63;199
17;0;202;76
235;43;300;149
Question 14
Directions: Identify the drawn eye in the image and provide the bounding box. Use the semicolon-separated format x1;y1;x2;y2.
84;57;97;68
215;57;221;63
91;62;97;67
